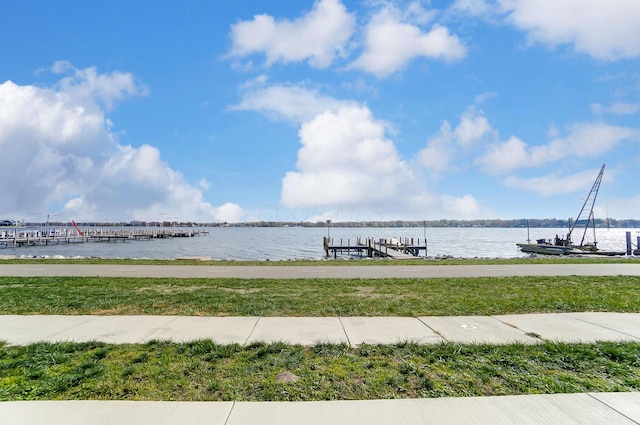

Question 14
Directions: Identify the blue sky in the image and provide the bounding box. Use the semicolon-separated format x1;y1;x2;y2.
1;0;639;223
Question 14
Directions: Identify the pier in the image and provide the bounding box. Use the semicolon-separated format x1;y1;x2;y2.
0;226;208;248
324;237;427;259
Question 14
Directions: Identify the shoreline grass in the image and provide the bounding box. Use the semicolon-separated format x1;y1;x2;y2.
2;340;639;401
1;256;639;266
1;275;639;316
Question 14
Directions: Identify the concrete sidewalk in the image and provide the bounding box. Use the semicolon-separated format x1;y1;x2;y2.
2;263;640;279
1;312;640;346
2;393;640;424
3;313;640;424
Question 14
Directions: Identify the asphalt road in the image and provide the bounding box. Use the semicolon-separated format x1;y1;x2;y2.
1;263;639;279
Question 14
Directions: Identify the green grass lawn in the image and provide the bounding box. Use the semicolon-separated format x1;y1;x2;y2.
0;275;638;316
2;268;639;401
2;340;639;401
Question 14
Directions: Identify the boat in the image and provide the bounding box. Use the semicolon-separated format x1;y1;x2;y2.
517;236;580;256
517;164;625;256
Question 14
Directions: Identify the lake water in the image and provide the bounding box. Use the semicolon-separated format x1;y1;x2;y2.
1;226;637;260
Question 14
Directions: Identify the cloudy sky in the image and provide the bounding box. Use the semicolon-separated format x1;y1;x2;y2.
1;0;639;223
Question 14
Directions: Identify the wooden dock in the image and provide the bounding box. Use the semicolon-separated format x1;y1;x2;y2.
324;237;427;259
0;226;208;248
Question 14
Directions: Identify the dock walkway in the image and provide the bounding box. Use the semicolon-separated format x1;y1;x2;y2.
0;226;207;248
324;236;426;259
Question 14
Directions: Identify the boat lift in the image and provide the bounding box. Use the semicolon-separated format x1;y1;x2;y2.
567;163;605;250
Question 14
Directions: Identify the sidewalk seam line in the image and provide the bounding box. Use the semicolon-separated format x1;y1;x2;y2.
243;317;261;346
489;315;542;341
338;317;352;347
416;317;449;342
490;315;545;341
222;401;236;425
587;393;640;425
137;316;180;343
560;313;640;341
44;315;101;341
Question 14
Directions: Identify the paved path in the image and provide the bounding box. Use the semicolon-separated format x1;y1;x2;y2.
2;312;640;346
3;315;640;425
1;263;640;279
3;393;640;425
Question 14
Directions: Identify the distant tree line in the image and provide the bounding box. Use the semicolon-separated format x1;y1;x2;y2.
234;218;640;228
20;218;640;228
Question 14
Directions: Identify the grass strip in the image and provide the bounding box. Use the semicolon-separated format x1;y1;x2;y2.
1;276;639;316
1;340;639;401
1;257;639;266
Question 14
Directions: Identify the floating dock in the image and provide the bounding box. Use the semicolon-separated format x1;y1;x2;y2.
324;237;427;259
0;226;208;248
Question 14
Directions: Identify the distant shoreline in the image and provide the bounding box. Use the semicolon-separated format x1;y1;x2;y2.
4;218;640;228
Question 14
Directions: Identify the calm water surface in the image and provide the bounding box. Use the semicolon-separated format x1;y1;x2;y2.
2;227;637;260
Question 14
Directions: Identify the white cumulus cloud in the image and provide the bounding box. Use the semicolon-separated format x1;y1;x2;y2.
418;107;497;172
230;80;358;124
503;167;609;197
227;0;355;68
281;106;486;220
498;0;640;60
349;5;466;78
450;0;495;17
0;64;245;223
476;122;638;174
591;102;640;116
213;202;247;223
52;60;148;111
417;121;455;173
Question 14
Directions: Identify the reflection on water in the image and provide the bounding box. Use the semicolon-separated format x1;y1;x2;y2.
1;226;637;260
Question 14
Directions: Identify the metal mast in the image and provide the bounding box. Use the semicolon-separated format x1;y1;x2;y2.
568;164;605;247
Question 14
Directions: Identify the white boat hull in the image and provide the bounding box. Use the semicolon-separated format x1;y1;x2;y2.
517;243;576;255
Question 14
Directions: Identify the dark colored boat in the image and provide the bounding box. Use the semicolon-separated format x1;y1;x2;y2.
517;164;625;256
